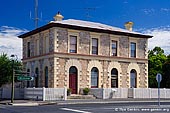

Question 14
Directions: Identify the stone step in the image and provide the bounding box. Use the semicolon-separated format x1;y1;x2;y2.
67;94;96;99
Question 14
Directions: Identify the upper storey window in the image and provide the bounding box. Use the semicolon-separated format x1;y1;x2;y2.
130;42;136;58
111;40;117;56
70;35;77;53
92;38;98;55
27;42;31;57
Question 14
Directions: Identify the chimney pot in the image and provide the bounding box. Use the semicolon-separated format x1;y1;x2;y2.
124;22;133;31
54;12;64;21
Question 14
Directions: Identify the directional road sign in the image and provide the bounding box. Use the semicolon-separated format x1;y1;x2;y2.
17;76;34;81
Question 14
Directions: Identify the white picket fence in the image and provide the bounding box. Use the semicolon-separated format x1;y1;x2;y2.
89;88;128;99
1;87;170;100
0;87;67;101
133;88;170;98
89;88;170;99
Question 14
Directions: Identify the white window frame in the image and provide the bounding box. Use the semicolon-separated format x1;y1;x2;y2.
90;32;100;55
110;35;119;56
129;38;138;58
68;30;79;53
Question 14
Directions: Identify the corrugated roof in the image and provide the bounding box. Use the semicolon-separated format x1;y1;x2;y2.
51;19;142;35
19;19;152;38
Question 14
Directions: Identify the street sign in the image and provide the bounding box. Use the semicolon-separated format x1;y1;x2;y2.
156;73;162;106
156;73;162;82
17;76;34;81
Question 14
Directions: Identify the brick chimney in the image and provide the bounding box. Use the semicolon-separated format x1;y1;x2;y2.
53;12;64;21
124;22;133;31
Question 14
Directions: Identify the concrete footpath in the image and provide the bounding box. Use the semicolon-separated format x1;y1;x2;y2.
0;98;170;106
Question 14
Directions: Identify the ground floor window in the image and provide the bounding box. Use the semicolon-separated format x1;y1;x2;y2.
91;67;99;88
27;69;30;88
111;68;118;88
45;66;48;88
35;68;39;88
130;69;137;88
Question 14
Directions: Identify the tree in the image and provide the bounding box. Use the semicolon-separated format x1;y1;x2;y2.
148;47;167;88
0;53;22;87
162;55;170;88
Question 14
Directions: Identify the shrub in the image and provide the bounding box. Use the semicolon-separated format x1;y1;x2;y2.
67;88;72;96
83;88;90;95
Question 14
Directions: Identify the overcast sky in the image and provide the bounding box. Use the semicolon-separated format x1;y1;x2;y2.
0;0;170;59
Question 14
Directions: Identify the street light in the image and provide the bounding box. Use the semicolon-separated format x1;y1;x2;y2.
10;54;17;103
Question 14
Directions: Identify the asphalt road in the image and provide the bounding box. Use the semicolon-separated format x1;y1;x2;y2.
0;102;170;113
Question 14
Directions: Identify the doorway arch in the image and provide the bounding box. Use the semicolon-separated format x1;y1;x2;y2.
69;66;78;94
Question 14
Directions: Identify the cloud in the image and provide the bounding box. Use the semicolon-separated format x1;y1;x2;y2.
0;26;28;60
141;8;155;15
141;26;170;55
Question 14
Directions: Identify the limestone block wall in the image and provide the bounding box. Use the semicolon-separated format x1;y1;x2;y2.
79;31;90;54
119;36;129;58
100;34;110;56
57;28;68;53
119;62;130;88
79;59;89;88
23;39;27;59
23;57;53;88
137;38;148;59
49;28;55;52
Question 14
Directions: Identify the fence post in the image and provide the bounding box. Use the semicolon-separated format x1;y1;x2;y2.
102;88;105;99
43;87;45;101
64;87;67;100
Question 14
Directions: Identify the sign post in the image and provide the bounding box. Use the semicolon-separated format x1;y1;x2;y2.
156;73;162;106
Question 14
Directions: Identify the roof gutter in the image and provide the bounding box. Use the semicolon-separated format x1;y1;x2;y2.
18;23;153;38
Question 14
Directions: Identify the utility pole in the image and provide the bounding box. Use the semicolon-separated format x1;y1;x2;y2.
10;55;16;103
34;0;39;28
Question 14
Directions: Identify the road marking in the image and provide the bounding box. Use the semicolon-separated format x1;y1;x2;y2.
61;108;92;113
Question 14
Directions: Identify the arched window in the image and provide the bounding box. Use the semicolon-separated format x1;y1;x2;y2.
27;69;30;88
35;68;39;88
130;69;137;88
91;67;99;88
45;66;48;88
69;66;77;74
111;68;118;88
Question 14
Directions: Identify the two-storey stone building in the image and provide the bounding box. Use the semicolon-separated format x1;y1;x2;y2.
19;13;152;94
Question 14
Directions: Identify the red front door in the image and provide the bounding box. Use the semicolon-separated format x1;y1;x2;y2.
69;74;77;94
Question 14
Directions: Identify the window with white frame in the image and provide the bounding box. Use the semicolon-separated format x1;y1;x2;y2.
70;35;77;53
91;67;99;88
130;69;137;88
130;42;136;58
111;40;117;56
92;38;98;55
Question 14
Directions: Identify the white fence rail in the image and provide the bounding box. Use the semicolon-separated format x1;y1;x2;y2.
90;88;128;99
24;88;43;100
1;87;170;100
89;88;170;99
0;87;67;101
133;88;170;98
0;88;24;99
44;88;67;101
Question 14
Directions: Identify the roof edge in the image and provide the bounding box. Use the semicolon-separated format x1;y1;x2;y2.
18;23;153;38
